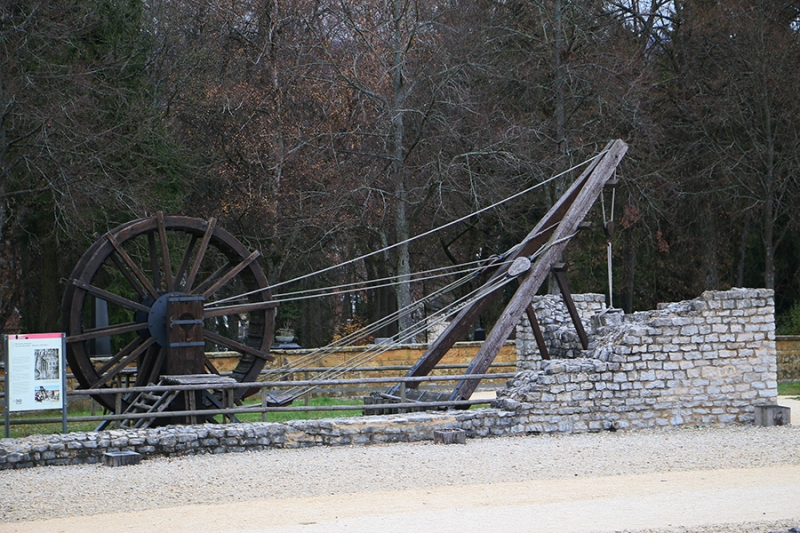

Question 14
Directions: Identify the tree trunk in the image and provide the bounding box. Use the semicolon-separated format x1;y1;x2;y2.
621;220;636;313
391;0;415;337
701;202;719;290
548;0;569;295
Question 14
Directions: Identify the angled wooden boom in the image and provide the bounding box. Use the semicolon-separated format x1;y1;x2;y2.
387;140;628;401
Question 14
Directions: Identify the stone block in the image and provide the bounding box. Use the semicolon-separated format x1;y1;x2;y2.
753;405;791;426
103;451;142;467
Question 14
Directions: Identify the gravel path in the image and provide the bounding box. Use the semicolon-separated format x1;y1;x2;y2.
2;423;800;532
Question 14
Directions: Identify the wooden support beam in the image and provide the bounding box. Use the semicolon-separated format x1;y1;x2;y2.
551;264;589;350
525;304;550;360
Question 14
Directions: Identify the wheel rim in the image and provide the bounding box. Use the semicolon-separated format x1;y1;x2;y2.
61;214;275;413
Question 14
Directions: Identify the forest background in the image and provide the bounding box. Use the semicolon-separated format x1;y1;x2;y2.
2;0;800;348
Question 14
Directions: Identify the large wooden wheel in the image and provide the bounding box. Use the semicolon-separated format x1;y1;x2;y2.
61;213;276;413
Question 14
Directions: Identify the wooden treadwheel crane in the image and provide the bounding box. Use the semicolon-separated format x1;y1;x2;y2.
62;140;626;426
380;139;628;406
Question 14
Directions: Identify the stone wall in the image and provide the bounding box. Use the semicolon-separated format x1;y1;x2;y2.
0;410;521;469
776;336;800;381
502;288;777;430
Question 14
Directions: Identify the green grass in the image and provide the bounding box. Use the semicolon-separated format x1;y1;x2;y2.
777;381;800;397
2;396;366;439
3;410;99;439
236;396;364;423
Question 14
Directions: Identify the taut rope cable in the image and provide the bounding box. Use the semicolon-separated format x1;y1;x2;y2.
275;274;518;400
261;265;491;379
249;257;504;305
209;153;605;306
268;263;507;305
263;221;581;402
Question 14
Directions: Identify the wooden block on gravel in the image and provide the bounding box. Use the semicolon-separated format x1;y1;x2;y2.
434;429;466;444
754;405;791;426
104;451;143;467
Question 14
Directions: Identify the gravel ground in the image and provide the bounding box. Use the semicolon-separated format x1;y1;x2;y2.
1;423;800;532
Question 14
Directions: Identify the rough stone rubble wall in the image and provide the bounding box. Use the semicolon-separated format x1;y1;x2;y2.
0;289;778;469
502;288;777;431
515;293;606;366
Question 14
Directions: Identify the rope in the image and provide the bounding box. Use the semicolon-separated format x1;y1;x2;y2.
263;218;582;403
261;267;483;379
274;274;517;400
209;152;606;306
264;262;501;380
602;169;617;309
208;257;498;307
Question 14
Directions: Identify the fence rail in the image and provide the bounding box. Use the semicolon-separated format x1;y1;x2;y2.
0;361;516;399
3;371;516;435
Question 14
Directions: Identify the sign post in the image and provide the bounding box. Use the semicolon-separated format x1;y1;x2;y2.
4;333;68;438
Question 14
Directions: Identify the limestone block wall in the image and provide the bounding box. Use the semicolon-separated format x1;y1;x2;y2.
500;288;778;430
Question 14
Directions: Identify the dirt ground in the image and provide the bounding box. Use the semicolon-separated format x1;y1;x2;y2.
1;397;798;533
2;464;799;533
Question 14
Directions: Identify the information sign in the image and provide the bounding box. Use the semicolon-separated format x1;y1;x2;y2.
5;333;66;412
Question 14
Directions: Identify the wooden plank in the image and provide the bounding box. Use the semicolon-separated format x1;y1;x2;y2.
175;234;198;290
95;336;146;376
109;252;147;299
451;140;628;400
89;337;156;389
201;251;260;299
161;374;237;385
148;230;161;291
66;321;148;343
193;261;233;295
204;330;275;362
166;296;205;374
204;300;279;318
107;233;159;298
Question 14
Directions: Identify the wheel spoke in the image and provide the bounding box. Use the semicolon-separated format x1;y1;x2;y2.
192;261;232;295
201;251;260;299
95;336;145;376
204;300;279;318
67;321;148;343
205;330;274;362
109;253;147;299
157;212;175;292
107;233;159;299
175;234;198;290
90;337;155;389
71;279;151;313
148;231;162;291
135;344;158;386
145;347;167;385
184;217;216;292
